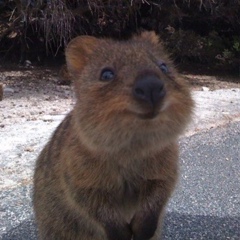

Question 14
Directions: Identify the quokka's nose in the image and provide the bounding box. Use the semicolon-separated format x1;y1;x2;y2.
133;73;166;107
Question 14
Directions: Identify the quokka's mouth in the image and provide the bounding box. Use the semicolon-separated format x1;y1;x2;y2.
127;99;170;120
136;109;159;120
126;104;161;120
129;93;171;120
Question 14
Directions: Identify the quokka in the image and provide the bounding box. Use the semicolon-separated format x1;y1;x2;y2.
33;31;194;240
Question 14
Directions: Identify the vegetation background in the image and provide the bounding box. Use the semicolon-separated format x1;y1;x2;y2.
0;0;239;73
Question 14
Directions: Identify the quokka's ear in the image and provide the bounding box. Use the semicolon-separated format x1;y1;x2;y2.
135;31;160;44
65;36;98;76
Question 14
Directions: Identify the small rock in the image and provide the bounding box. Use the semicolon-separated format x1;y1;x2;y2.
4;87;15;93
24;60;33;68
24;147;34;152
44;96;52;101
202;87;210;92
41;115;54;122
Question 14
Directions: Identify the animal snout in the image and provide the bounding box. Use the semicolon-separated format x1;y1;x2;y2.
133;73;166;107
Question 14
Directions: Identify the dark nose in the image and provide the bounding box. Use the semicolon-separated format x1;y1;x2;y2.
133;73;166;107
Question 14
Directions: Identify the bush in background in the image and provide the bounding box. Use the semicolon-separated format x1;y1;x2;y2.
0;0;239;70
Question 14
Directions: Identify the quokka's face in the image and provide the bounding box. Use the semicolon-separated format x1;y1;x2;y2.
66;32;194;151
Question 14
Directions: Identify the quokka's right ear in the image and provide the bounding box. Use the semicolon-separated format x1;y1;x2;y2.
65;36;98;76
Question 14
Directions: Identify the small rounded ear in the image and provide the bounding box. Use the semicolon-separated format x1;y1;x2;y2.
65;36;98;76
140;31;159;44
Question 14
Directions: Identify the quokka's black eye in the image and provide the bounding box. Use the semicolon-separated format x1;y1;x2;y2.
100;68;115;81
159;62;168;73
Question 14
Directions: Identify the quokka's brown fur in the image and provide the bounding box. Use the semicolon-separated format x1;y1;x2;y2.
33;31;194;240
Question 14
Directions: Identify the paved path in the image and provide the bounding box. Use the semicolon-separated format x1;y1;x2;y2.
1;121;239;240
164;121;240;240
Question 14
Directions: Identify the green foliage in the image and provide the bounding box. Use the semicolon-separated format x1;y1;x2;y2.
213;36;240;65
233;37;240;52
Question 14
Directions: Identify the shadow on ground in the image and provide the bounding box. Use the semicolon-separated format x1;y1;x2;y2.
2;212;239;240
2;217;37;240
